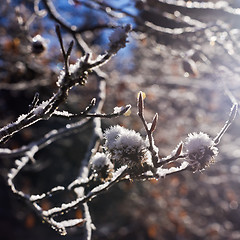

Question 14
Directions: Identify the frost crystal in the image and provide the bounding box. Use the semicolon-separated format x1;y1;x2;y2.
104;125;125;150
113;106;124;114
32;35;47;45
16;114;27;123
104;125;152;168
33;100;49;115
91;152;113;170
68;59;81;74
185;132;214;153
57;70;65;87
91;152;113;181
56;57;86;87
157;161;189;178
184;132;218;172
56;60;81;87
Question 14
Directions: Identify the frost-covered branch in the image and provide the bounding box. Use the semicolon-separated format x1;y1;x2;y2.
0;24;131;143
4;89;238;236
1;14;133;235
54;105;131;119
1;1;240;239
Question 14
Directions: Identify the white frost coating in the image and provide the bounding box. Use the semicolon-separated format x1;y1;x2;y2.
162;0;228;9
156;161;189;177
16;114;26;122
32;34;48;46
0;114;27;132
68;59;81;74
51;186;65;192
0;148;11;154
10;168;17;176
143;150;153;166
49;218;85;236
33;100;49;115
43;198;81;217
112;165;128;178
104;126;152;167
95;123;103;140
90;165;128;194
113;106;124;114
45;129;57;136
30;193;46;202
184;132;214;154
32;34;43;42
104;125;124;149
104;125;146;150
57;70;65;87
184;132;218;172
114;129;145;149
28;145;39;157
81;166;89;179
68;178;89;190
7;173;13;181
15;160;22;166
30;186;65;202
10;157;29;181
16;114;27;123
94;53;105;63
52;218;85;228
54;110;72;117
91;152;113;169
56;56;87;87
90;181;109;194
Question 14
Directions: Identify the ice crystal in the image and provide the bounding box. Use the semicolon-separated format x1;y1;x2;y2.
33;100;49;115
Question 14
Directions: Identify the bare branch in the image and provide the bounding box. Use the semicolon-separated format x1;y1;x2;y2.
214;103;238;145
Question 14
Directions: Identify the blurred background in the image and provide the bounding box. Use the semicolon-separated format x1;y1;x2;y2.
1;0;240;239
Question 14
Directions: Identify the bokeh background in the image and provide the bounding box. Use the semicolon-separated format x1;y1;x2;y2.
1;0;240;239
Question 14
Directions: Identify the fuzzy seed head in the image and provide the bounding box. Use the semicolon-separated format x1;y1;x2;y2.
184;132;218;172
91;152;113;181
104;125;152;169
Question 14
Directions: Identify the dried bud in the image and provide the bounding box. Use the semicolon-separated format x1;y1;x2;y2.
31;35;48;54
184;132;218;172
113;105;131;116
108;24;131;54
182;58;199;77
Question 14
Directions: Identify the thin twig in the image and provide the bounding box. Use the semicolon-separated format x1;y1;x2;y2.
214;103;238;145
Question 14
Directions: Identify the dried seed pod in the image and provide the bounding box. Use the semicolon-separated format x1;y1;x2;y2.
31;35;47;54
